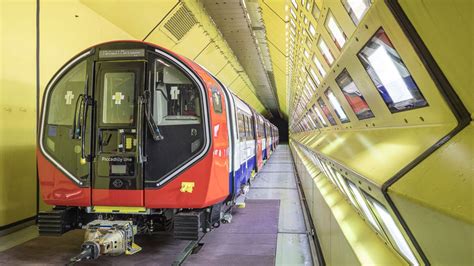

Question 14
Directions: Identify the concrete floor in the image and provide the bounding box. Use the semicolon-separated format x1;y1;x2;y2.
0;144;314;265
249;144;313;266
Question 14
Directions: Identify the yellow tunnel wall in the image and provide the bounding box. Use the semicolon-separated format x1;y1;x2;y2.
1;0;37;228
0;0;135;228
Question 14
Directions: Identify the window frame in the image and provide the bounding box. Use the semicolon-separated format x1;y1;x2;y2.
325;10;347;50
357;27;429;113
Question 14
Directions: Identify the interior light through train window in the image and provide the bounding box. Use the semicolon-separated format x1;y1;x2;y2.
342;0;371;25
335;69;375;120
325;88;350;123
369;197;419;265
325;11;347;49
313;56;326;77
347;181;382;232
317;97;337;126
318;38;335;66
358;28;428;113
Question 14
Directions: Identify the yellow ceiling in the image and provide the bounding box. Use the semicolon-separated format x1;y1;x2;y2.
259;0;289;118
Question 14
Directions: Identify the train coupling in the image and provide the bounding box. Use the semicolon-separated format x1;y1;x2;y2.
69;220;141;264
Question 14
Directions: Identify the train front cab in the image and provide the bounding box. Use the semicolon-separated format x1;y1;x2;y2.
38;42;231;216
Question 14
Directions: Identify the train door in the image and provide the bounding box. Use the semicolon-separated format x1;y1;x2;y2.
92;61;146;206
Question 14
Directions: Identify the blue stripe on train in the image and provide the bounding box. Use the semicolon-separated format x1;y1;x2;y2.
231;155;256;196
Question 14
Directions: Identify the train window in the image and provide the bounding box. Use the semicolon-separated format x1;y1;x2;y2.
335;69;375;120
46;60;87;126
238;113;245;140
102;72;135;124
313;55;327;77
324;88;350;123
247;116;253;139
211;87;222;113
342;0;371;25
358;28;428;113
325;11;347;50
43;59;88;179
317;97;337;125
318;38;335;66
153;58;202;125
313;104;328;127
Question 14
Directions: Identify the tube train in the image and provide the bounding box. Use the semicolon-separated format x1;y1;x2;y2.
37;41;278;259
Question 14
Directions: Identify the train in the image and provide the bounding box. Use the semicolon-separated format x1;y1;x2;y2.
36;41;278;260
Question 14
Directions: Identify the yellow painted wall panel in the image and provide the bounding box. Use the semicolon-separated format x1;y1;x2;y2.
170;25;210;60
0;0;37;227
291;143;406;265
80;0;179;39
399;0;474;115
194;43;227;74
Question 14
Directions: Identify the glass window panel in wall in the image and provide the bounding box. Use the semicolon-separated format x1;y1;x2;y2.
317;98;337;125
358;28;428;113
335;69;375;120
313;104;327;127
325;11;347;49
318;38;335;66
313;56;327;77
342;0;371;25
324;88;350;123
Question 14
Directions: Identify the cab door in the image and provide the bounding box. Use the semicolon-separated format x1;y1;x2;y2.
92;61;146;206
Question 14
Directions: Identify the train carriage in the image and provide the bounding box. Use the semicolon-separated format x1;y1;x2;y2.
37;41;277;260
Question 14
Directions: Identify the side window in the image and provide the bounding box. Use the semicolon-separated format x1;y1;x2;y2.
146;56;206;182
250;118;255;139
211;87;222;113
358;28;428;113
335;69;375;120
43;59;88;178
238;113;245;140
153;58;202;125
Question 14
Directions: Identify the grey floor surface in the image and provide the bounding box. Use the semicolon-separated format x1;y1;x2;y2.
249;144;313;266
